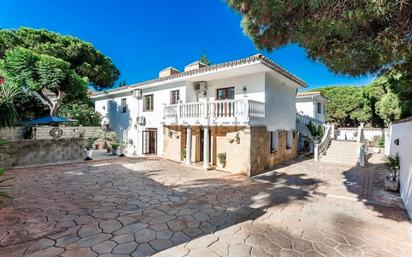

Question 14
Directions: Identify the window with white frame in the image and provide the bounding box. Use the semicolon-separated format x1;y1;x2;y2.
286;131;294;149
270;131;278;153
144;94;154;111
170;90;180;105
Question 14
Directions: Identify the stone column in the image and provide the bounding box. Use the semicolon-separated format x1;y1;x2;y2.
203;127;210;170
185;126;191;165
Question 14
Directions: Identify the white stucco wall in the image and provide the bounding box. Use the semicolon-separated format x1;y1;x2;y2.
265;73;297;131
196;73;265;103
296;97;326;122
388;120;412;219
94;81;186;156
296;101;314;118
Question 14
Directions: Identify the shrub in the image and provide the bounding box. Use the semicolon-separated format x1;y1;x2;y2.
181;148;186;160
217;152;226;166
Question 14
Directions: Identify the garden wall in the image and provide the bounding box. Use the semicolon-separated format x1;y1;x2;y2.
387;117;412;219
0;138;85;168
0;126;104;140
336;127;384;141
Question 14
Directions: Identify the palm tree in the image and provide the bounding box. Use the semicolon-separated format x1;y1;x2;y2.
0;81;22;128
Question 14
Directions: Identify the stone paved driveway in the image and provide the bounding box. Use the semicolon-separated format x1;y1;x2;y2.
0;155;411;257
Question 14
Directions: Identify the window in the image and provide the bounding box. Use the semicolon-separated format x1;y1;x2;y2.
121;98;127;113
144;95;154;111
217;87;235;100
270;131;278;153
170;90;180;104
317;102;322;114
286;131;293;149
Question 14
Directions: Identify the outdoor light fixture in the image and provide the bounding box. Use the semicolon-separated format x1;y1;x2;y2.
394;138;399;146
235;132;240;144
168;130;173;138
242;86;247;96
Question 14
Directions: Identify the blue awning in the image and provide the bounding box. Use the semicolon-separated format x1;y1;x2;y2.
20;116;78;125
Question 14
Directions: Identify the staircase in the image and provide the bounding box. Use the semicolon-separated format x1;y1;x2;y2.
319;140;359;165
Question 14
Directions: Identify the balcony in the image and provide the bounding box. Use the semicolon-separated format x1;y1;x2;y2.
163;99;265;126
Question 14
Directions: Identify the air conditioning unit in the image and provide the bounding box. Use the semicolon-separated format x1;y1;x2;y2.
193;81;207;92
136;116;146;126
133;89;143;99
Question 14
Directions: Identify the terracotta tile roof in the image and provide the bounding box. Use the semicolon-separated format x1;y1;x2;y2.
297;91;321;97
92;54;307;97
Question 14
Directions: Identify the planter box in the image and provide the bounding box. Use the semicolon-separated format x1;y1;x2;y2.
385;177;399;192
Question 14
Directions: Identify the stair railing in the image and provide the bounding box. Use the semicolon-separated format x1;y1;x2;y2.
314;124;332;161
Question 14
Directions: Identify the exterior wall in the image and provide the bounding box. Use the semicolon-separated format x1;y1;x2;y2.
250;127;297;176
296;101;314;118
0;138;84;168
265;73;297;131
0;127;27;140
212;126;251;174
163;126;185;162
336;127;384;141
197;73;265;103
94;81;187;155
0;126;104;140
387;120;412;218
296;96;326;122
162;125;297;176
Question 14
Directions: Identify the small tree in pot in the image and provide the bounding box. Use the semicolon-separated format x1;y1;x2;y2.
84;137;98;160
384;154;400;191
111;142;120;155
119;141;127;157
217;152;226;169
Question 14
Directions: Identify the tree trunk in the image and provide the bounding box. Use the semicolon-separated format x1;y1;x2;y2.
32;89;65;116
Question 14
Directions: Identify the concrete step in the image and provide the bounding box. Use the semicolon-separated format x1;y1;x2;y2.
319;158;358;165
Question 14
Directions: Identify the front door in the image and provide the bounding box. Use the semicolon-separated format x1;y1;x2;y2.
142;129;157;154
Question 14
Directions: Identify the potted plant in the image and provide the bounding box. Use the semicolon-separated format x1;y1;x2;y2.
119;141;127;157
181;148;186;162
111;142;120;155
84;137;97;160
384;153;400;191
217;152;226;169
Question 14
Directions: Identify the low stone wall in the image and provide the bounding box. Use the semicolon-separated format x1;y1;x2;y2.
0;126;105;140
336;127;384;141
0;127;27;141
0;138;85;168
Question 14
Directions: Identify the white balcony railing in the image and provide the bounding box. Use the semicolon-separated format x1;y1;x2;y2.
163;99;265;125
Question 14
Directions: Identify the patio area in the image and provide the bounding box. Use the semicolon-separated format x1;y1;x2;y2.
0;155;410;257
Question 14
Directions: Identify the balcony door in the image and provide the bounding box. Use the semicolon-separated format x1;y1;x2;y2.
216;87;235;100
216;87;235;117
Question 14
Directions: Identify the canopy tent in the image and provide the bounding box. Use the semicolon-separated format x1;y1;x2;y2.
20;115;77;125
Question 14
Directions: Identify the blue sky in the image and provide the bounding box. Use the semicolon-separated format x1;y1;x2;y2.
0;0;375;89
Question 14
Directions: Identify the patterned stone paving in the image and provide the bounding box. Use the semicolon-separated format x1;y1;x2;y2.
0;155;411;257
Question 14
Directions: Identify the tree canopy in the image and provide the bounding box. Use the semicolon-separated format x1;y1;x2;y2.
0;28;120;116
316;71;412;127
227;0;412;77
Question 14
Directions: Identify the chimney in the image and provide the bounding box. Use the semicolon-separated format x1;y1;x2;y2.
184;61;207;72
159;67;180;78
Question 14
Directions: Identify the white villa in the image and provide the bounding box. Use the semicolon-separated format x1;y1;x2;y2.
92;54;307;176
296;91;328;122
